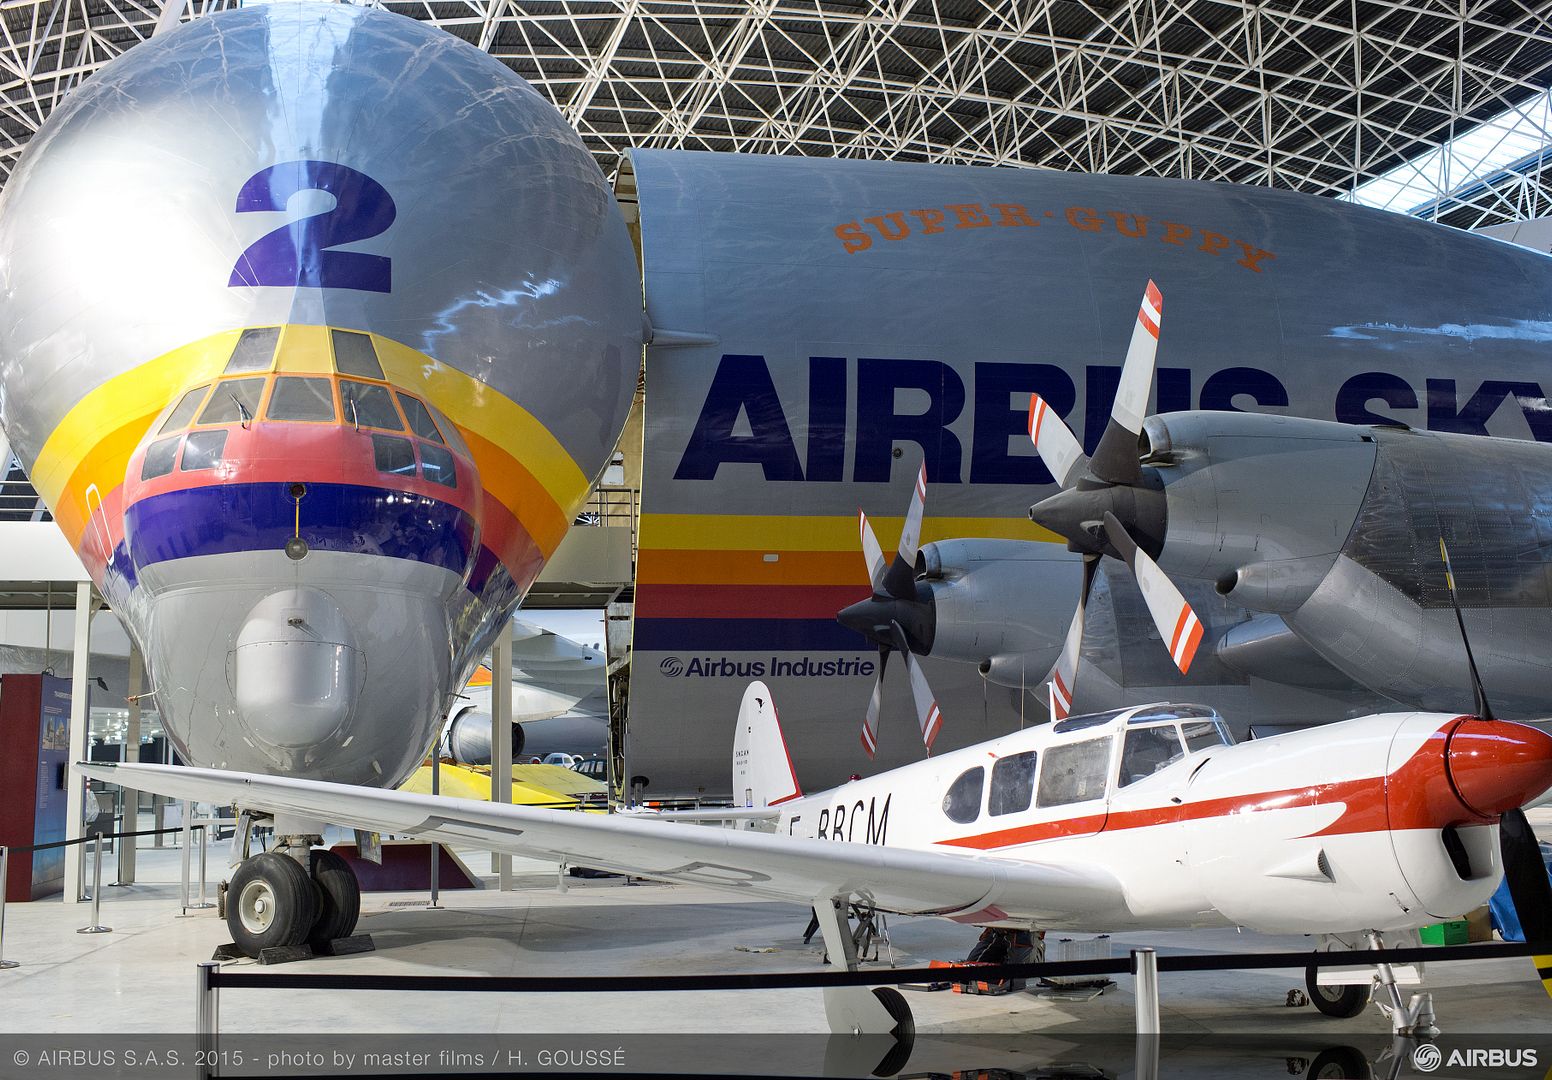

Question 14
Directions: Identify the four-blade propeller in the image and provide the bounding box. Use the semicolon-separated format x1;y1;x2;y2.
838;464;943;757
1026;280;1202;719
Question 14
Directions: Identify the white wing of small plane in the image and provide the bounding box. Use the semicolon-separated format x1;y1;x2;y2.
77;761;1122;921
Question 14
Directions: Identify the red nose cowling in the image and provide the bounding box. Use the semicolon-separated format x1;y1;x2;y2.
1446;719;1552;817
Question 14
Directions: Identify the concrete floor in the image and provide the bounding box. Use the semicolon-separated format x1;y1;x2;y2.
1;827;1550;1077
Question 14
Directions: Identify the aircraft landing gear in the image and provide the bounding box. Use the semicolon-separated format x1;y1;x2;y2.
812;896;914;1040
224;832;363;959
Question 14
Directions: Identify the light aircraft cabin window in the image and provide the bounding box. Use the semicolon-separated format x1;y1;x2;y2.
989;751;1037;816
372;434;417;477
267;377;336;423
160;386;210;434
419;442;456;488
397;394;445;443
340;381;404;431
1051;708;1128;734
1036;738;1112;808
1119;725;1186;788
942;767;985;824
197;378;265;426
1183;721;1233;753
224;328;280;374
140;436;180;481
332;330;385;380
180;430;228;472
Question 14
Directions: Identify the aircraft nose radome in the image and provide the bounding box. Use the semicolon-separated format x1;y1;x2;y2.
232;587;363;749
1446;719;1552;817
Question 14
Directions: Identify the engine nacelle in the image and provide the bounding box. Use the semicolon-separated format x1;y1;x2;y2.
439;707;524;766
915;538;1079;682
1142;411;1377;594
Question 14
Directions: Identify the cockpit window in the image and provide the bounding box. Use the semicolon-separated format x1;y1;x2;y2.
224;328;280;374
1052;708;1127;734
332;330;385;380
1183;721;1234;753
1119;725;1185;788
1037;738;1112;807
268;377;336;423
340;381;403;431
428;403;471;457
197;378;265;426
942;767;984;824
160;386;210;434
181;430;228;471
419;442;456;488
989;751;1037;816
372;434;416;476
397;394;445;443
141;437;180;481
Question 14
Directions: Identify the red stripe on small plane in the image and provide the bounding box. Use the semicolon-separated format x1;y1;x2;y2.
936;720;1488;850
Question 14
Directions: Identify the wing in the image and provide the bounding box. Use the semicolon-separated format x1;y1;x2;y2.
77;762;1124;922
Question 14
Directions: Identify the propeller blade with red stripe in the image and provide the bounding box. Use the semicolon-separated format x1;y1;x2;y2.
859;509;888;595
889;620;942;752
860;646;889;758
1028;394;1087;489
1102;511;1203;675
1045;554;1099;721
1088;279;1162;485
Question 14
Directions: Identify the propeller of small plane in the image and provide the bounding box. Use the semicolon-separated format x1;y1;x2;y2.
1026;280;1203;719
1439;537;1552;998
836;463;943;758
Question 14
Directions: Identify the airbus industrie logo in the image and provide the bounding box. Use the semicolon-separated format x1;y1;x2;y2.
1411;1043;1538;1071
658;655;876;679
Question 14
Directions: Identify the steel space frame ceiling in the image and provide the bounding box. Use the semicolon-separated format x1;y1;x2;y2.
0;0;1549;227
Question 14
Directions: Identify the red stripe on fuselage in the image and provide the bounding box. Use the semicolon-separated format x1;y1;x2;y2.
935;719;1487;850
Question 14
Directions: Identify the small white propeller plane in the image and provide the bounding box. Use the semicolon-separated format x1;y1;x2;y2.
79;673;1552;1039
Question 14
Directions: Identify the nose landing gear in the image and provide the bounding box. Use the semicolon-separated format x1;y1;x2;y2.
222;830;366;961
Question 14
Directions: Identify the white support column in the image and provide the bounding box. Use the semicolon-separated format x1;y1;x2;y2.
62;582;92;905
490;628;513;890
117;646;143;885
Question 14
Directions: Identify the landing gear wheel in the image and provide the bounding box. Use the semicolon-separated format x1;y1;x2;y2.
868;987;915;1076
870;986;914;1040
226;852;320;957
1306;966;1368;1018
308;849;361;947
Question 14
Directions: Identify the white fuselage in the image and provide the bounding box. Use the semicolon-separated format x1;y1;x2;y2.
774;706;1502;934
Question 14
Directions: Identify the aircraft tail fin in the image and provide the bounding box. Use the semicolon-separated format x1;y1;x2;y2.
732;681;803;809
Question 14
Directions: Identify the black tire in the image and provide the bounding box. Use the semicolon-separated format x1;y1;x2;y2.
1306;966;1368;1018
308;849;361;947
1308;1046;1372;1079
869;987;915;1076
226;852;320;957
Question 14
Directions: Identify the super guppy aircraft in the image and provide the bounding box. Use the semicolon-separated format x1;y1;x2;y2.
0;2;640;941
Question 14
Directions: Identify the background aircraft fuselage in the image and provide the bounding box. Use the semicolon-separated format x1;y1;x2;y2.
0;5;642;787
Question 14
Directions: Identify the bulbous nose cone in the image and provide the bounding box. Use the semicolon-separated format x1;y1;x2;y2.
233;587;363;749
1446;719;1552;816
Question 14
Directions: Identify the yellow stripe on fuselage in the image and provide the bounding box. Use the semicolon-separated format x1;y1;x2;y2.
640;513;1063;551
32;325;587;558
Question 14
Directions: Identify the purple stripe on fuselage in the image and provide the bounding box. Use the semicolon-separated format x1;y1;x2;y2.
123;481;477;576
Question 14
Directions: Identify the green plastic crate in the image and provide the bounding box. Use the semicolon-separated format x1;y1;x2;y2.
1419;920;1469;946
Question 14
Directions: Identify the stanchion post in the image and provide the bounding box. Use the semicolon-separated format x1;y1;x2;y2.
195;960;219;1079
428;761;441;909
1132;948;1160;1035
179;800;192;914
77;833;111;934
188;825;214;910
0;846;17;969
